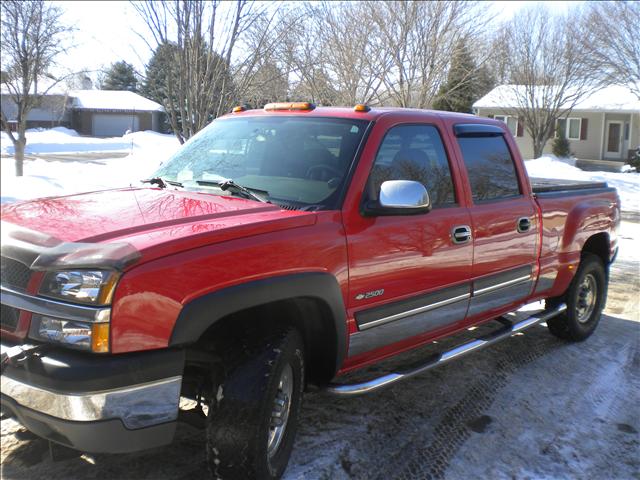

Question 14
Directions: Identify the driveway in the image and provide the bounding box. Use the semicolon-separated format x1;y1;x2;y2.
1;222;638;480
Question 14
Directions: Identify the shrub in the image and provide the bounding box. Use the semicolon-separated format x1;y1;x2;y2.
552;125;572;158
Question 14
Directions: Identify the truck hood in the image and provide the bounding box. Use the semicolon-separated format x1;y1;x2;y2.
1;187;316;268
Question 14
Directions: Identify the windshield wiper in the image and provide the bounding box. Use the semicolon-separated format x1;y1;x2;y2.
141;177;183;189
195;179;270;204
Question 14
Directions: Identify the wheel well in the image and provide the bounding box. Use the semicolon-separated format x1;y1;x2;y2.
187;297;339;387
582;233;610;265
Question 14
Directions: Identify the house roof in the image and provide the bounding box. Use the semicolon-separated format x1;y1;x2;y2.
473;84;640;113
70;90;163;112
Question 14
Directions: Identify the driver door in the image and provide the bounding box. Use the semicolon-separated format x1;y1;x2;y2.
343;120;473;362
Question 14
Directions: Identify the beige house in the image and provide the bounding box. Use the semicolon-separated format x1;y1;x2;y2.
473;84;640;164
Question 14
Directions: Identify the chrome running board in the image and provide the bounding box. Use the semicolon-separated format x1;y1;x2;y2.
325;303;567;397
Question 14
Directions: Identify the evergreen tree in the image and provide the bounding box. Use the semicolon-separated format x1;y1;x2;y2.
433;41;492;113
141;41;232;136
141;42;180;106
102;61;138;92
552;123;572;158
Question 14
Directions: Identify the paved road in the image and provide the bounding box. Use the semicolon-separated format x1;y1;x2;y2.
1;223;638;480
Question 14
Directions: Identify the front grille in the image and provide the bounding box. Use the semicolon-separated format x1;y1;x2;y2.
1;256;32;291
0;304;19;332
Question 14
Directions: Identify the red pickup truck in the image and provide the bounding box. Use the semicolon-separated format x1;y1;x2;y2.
1;104;620;479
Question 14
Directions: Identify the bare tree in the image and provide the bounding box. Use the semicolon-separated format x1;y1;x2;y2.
266;3;339;105
368;1;490;108
0;0;73;176
233;4;307;107
317;2;389;106
134;0;292;143
497;7;595;158
582;1;640;99
240;61;288;108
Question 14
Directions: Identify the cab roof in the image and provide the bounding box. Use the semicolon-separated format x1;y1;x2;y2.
221;105;482;123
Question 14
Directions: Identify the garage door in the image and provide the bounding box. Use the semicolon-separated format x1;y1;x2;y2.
92;114;139;137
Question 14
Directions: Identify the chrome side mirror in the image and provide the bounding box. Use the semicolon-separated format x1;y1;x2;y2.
364;180;432;216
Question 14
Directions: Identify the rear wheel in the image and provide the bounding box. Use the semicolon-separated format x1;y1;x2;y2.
546;254;606;341
205;328;305;480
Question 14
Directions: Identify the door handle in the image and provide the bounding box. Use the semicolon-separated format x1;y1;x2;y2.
517;217;531;233
452;225;472;244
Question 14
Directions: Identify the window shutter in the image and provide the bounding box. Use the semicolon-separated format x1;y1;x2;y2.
580;118;588;140
517;119;524;137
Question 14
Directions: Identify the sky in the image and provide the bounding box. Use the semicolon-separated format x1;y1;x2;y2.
52;0;585;83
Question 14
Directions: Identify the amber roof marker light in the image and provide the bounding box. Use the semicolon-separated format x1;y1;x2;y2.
354;104;371;112
264;102;315;111
232;105;247;113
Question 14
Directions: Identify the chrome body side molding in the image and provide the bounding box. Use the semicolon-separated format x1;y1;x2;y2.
358;292;471;330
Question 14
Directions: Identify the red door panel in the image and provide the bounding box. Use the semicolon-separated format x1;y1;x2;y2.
341;116;474;368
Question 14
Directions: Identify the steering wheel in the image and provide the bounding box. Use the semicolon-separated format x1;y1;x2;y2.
306;164;343;181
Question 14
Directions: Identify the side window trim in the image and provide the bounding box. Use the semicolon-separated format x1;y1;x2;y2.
454;124;523;203
366;123;459;209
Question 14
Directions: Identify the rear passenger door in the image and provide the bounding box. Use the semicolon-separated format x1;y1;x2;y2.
453;125;539;321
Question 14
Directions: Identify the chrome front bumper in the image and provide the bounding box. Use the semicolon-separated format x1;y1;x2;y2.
0;340;185;453
1;373;182;429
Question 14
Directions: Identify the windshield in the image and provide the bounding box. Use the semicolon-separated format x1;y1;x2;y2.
154;116;370;209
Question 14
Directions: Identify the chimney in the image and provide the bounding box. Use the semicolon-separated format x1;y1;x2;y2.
82;76;93;90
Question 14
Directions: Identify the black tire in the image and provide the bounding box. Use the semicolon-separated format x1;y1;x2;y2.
205;328;305;480
546;253;607;341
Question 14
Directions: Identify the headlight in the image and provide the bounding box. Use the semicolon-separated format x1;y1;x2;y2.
39;270;119;305
29;315;110;353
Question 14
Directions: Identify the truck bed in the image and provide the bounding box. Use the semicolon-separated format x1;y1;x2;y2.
530;177;609;194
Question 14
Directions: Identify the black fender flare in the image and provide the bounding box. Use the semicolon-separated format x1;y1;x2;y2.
169;272;348;377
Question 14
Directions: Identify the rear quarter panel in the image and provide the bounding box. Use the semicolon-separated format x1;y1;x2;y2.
533;190;620;298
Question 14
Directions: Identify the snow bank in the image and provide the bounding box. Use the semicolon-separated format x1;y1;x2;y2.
1;130;180;204
1;127;178;156
526;155;640;213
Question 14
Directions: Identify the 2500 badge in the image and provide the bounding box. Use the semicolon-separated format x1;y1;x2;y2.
355;289;385;300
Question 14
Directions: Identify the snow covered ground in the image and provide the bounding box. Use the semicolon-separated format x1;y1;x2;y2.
0;128;180;204
0;127;136;155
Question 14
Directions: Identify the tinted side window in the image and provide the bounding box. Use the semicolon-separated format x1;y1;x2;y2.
369;125;456;206
456;135;521;201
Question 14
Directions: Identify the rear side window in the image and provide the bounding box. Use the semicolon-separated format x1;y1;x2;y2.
369;125;456;207
456;135;521;202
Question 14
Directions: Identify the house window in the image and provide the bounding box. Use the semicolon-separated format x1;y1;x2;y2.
567;118;581;140
494;115;518;136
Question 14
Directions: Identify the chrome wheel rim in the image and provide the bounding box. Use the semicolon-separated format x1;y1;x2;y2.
267;363;293;458
576;273;597;323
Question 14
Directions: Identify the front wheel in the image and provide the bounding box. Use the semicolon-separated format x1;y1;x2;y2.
205;328;305;480
546;253;607;341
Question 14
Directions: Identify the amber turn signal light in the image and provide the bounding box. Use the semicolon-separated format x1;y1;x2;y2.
91;323;110;353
